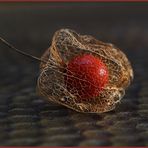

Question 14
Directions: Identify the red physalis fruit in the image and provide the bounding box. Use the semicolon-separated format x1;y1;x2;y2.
65;54;109;100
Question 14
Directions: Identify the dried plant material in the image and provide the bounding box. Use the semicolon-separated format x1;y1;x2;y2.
37;29;134;113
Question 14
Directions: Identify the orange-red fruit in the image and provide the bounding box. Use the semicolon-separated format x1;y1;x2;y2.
65;54;109;100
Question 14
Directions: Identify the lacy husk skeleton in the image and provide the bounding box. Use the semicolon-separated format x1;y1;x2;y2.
37;29;134;113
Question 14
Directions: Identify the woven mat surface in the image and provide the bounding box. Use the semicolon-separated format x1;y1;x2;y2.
0;3;148;146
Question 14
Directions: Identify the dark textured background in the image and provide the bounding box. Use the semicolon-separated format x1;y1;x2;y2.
0;3;148;146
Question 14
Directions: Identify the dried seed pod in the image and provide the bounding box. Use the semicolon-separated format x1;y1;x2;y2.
37;29;133;113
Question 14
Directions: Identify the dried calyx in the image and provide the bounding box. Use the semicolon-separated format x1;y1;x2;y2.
38;29;133;113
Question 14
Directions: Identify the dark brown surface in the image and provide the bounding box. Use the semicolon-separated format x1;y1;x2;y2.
0;3;148;146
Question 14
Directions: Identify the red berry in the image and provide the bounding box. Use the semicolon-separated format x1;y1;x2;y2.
65;54;109;100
